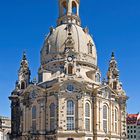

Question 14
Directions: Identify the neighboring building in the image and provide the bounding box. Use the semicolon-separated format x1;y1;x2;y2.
0;116;11;140
9;0;128;140
127;113;140;140
0;129;3;140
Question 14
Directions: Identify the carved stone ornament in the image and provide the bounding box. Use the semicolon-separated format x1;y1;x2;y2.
65;36;75;48
66;24;73;32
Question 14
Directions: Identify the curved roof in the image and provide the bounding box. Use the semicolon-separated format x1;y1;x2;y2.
41;24;97;66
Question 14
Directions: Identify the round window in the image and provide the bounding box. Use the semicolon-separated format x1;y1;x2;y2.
67;84;74;92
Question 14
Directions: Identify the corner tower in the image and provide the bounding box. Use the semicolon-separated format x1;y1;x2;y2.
18;52;31;90
9;52;31;140
107;52;122;91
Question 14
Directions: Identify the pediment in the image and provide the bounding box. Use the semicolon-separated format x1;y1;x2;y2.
95;85;118;99
59;79;91;94
97;85;116;94
21;84;46;98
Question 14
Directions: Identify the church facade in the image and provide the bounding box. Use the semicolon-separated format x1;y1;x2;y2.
9;0;128;140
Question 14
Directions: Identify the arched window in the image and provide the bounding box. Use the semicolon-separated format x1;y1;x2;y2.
38;73;43;83
113;81;117;90
103;105;108;133
50;103;56;131
46;41;50;54
32;106;36;120
89;45;92;54
67;100;75;130
88;41;93;54
95;73;100;82
115;108;118;133
72;1;77;15
32;106;36;132
61;1;67;15
85;102;91;131
21;81;25;89
67;138;74;140
68;65;73;75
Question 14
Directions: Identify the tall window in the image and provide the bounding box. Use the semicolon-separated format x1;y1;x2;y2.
115;108;118;133
113;81;117;90
68;65;73;75
72;1;77;15
50;103;56;131
89;45;92;54
38;74;43;83
46;42;50;54
88;41;93;54
61;1;67;15
32;106;36;132
21;81;25;89
95;73;100;82
103;105;108;133
85;102;91;131
67;100;75;130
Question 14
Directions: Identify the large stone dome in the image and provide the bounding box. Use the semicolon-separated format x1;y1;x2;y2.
38;0;100;84
41;24;97;66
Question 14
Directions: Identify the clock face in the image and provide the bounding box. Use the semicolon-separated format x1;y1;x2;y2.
67;84;74;92
67;56;73;62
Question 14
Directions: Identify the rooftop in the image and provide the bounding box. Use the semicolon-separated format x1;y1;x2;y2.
127;113;140;125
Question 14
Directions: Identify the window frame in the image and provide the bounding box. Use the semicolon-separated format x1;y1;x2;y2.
50;103;56;131
85;102;91;131
32;106;37;132
67;100;75;130
95;73;100;83
115;107;118;133
103;104;108;133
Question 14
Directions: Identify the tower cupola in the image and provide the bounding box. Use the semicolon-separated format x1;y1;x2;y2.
17;52;31;90
107;52;122;91
57;0;81;26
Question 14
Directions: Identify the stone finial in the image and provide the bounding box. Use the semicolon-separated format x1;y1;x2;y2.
50;26;55;34
111;52;115;58
33;77;37;85
22;51;27;60
83;27;89;34
102;78;107;85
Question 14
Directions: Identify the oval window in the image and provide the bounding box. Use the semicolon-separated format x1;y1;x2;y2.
67;84;74;92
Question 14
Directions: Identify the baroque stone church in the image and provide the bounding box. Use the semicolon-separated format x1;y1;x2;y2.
9;0;128;140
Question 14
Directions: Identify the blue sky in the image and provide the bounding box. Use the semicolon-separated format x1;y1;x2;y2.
0;0;140;117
